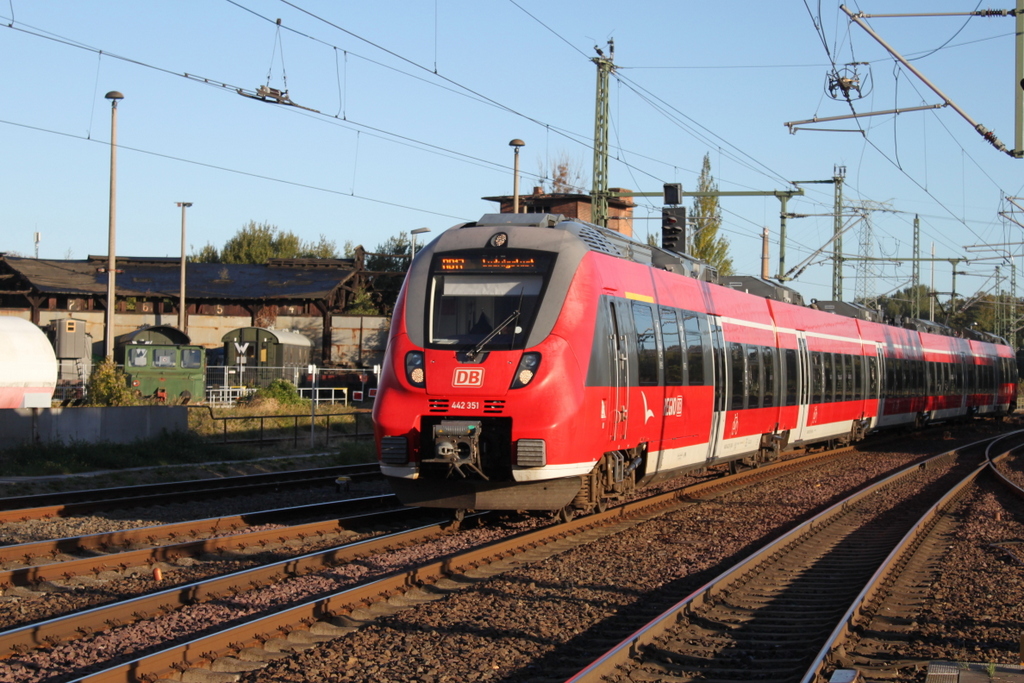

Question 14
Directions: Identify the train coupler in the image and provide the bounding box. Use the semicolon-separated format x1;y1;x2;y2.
425;420;488;480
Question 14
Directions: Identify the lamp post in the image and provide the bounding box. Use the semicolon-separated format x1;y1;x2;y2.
104;91;123;360
509;139;524;213
410;227;431;261
176;202;192;333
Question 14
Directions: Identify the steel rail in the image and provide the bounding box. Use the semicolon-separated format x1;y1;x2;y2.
0;495;411;589
564;431;1024;683
63;447;852;682
798;432;1024;683
0;511;453;659
0;463;380;521
0;493;397;568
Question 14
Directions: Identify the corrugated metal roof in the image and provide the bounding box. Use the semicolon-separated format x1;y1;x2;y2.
1;256;358;301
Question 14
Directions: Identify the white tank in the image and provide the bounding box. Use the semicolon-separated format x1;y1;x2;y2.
0;317;58;409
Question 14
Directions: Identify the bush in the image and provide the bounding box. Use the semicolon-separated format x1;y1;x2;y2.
250;379;308;406
87;358;138;406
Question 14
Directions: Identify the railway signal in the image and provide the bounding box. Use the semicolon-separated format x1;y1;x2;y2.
661;207;686;252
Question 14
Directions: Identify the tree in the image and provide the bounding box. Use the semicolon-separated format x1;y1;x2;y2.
191;243;220;263
192;222;338;264
303;234;339;259
363;232;412;317
538;151;587;194
690;153;734;276
87;359;138;406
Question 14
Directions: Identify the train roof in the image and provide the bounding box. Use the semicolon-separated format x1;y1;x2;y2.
470;213;718;282
117;325;192;346
221;327;312;347
444;214;1015;349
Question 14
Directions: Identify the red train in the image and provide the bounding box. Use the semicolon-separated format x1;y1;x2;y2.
372;213;1018;518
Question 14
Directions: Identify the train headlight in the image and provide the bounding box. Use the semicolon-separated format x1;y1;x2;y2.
405;351;426;388
510;352;541;389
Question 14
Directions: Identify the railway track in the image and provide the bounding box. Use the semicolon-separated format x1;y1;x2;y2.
1;445;869;683
0;493;402;593
0;463;381;522
1;427;1018;682
810;437;1024;682
566;431;1024;683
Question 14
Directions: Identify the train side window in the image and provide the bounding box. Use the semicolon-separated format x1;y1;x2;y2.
784;348;797;405
730;342;746;410
853;355;863;399
661;308;684;386
845;355;854;401
631;302;659;386
839;354;847;401
762;346;775;408
833;354;841;402
153;348;176;368
747;345;761;409
824;353;834;403
683;314;706;386
869;356;879;400
181;348;203;369
811;352;823;404
128;347;148;367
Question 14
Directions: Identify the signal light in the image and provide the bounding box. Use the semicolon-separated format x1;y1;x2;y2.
661;207;686;252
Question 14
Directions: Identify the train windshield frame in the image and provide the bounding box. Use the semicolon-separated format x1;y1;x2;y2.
425;249;553;351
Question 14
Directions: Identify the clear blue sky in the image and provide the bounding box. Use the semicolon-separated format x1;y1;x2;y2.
2;1;1022;308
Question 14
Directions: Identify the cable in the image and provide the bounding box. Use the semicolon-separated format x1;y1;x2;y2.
907;1;982;62
506;0;590;60
0;117;471;221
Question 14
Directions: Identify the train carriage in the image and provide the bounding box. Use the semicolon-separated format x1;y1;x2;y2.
373;213;1017;517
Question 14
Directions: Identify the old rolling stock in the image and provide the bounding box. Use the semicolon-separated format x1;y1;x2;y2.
0;316;58;408
373;213;1017;517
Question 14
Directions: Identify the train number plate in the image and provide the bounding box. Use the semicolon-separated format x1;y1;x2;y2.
450;401;481;411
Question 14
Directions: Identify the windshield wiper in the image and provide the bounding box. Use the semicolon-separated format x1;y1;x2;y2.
467;309;520;361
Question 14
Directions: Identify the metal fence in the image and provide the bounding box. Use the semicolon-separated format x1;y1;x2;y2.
205;365;306;391
189;405;373;447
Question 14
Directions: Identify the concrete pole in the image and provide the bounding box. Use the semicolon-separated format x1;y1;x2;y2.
104;91;123;360
930;243;936;322
761;227;770;279
509;139;524;213
176;202;192;333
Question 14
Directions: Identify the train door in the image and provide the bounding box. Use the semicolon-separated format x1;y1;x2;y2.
872;345;885;427
872;348;888;421
792;333;811;443
705;315;727;463
605;298;630;443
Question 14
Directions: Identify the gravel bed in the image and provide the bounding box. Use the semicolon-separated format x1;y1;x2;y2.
0;513;550;683
0;479;390;546
234;429;1011;683
995;451;1024;489
0;423;1012;682
889;479;1024;681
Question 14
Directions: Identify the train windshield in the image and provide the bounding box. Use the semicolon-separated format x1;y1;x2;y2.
427;251;551;350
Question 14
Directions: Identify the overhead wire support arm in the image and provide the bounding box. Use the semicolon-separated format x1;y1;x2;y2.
784;104;947;134
840;4;1019;158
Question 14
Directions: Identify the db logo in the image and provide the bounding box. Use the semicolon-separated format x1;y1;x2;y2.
453;367;485;387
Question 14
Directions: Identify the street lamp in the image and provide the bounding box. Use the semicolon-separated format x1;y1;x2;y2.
176;202;193;333
410;227;431;260
509;139;524;213
104;90;123;360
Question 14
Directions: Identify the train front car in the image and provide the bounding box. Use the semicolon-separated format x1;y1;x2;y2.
373;214;600;514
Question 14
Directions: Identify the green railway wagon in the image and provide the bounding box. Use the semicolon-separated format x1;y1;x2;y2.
121;343;205;403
